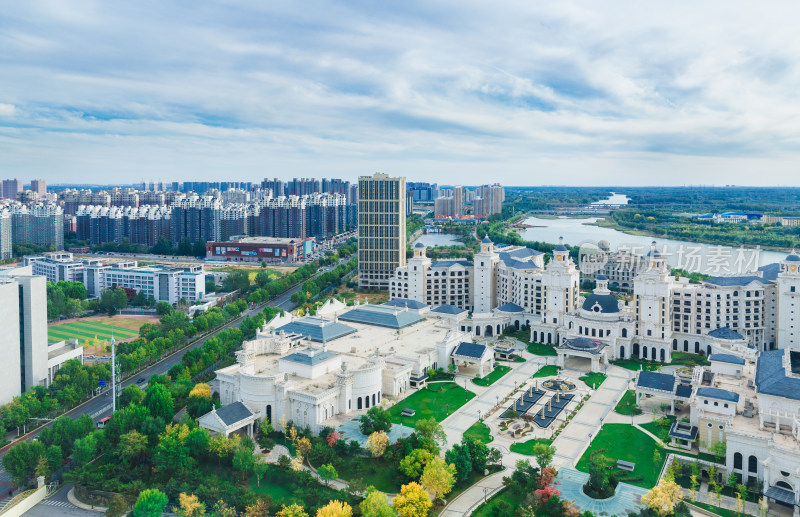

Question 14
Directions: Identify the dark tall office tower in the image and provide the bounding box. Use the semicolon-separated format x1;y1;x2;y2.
1;179;22;200
358;173;406;290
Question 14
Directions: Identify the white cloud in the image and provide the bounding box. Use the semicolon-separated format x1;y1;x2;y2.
0;1;800;184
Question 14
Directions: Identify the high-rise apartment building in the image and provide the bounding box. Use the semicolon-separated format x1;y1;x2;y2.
30;179;47;197
1;179;22;200
358;173;406;290
0;208;11;259
8;202;64;250
475;184;505;217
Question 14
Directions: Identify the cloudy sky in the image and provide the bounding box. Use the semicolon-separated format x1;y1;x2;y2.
1;1;799;186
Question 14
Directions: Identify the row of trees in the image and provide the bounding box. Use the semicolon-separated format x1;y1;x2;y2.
46;280;89;320
290;258;357;306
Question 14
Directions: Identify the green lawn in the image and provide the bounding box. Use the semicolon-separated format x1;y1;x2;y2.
463;421;493;444
472;365;511;386
48;320;139;344
471;487;523;517
509;438;552;456
388;383;475;427
640;415;676;442
532;365;560;378
318;455;402;493
579;372;607;389
611;358;662;371
502;329;530;344
688;501;741;517
614;390;643;416
527;342;558;356
249;465;340;506
576;423;666;489
670;352;710;367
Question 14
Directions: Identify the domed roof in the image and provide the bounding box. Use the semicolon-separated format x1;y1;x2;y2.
481;236;492;244
596;274;608;281
582;293;620;313
414;242;425;248
786;253;800;262
562;337;606;354
598;240;611;251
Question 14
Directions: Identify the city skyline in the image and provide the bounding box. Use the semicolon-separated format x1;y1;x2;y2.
2;2;800;185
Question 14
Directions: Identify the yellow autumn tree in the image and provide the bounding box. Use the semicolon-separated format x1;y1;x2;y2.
189;383;212;399
393;482;432;517
366;431;389;458
176;493;206;516
420;456;456;501
316;500;352;517
642;479;684;517
277;503;309;517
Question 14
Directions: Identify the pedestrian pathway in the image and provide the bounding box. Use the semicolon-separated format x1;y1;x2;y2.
551;366;632;468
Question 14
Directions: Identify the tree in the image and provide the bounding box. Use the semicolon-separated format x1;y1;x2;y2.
316;500;352;517
106;494;128;517
119;430;148;465
212;500;238;517
176;493;206;516
399;448;434;478
143;383;175;421
326;431;342;448
277;504;309;517
360;487;394;517
420;456;456;501
318;463;338;486
46;445;63;473
119;384;144;408
253;461;269;488
393;482;432;517
444;443;472;482
155;301;174;315
532;443;555;470
360;406;392;435
366;431;389;457
245;499;272;517
233;448;256;481
710;441;727;464
223;270;252;292
132;489;168;517
414;418;446;452
35;455;50;480
641;479;684;517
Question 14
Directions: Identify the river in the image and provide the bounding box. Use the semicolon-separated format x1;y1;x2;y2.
519;216;788;275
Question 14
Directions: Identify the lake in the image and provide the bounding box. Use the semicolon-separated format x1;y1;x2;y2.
413;232;463;247
591;192;630;206
519;216;788;275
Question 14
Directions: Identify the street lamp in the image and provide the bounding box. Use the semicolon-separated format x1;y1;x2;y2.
478;409;482;421
484;487;489;503
495;395;499;407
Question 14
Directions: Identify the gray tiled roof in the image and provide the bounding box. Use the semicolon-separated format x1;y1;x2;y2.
708;327;744;340
282;350;339;366
215;401;254;426
636;371;675;392
276;317;357;342
383;298;428;309
758;263;781;282
582;293;620;313
696;387;739;403
709;353;745;365
431;259;474;268
756;350;800;401
339;305;424;329
675;384;693;398
704;276;767;287
496;302;524;313
431;304;467;315
452;342;489;359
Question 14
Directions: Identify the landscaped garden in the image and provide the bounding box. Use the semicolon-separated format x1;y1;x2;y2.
640;415;676;442
527;342;558;356
387;382;475;426
611;358;662;371
532;365;561;378
579;372;607;389
576;423;666;489
614;389;643;415
670;352;710;367
509;438;552;456
472;365;511;386
464;421;493;444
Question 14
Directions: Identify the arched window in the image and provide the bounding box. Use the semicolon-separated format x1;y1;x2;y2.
619;346;625;359
622;328;628;338
748;455;758;473
642;346;649;360
695;342;700;353
660;348;666;362
633;343;640;357
357;397;362;410
365;396;370;408
673;339;678;350
734;453;742;470
372;394;376;406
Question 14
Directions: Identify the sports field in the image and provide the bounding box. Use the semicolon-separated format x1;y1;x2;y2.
48;320;140;344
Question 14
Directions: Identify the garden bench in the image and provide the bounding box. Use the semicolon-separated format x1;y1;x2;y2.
617;460;635;472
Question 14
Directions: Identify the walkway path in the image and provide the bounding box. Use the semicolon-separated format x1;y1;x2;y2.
551;365;632;468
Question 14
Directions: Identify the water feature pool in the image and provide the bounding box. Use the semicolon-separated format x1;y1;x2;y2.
555;468;647;516
412;232;462;247
336;418;415;447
